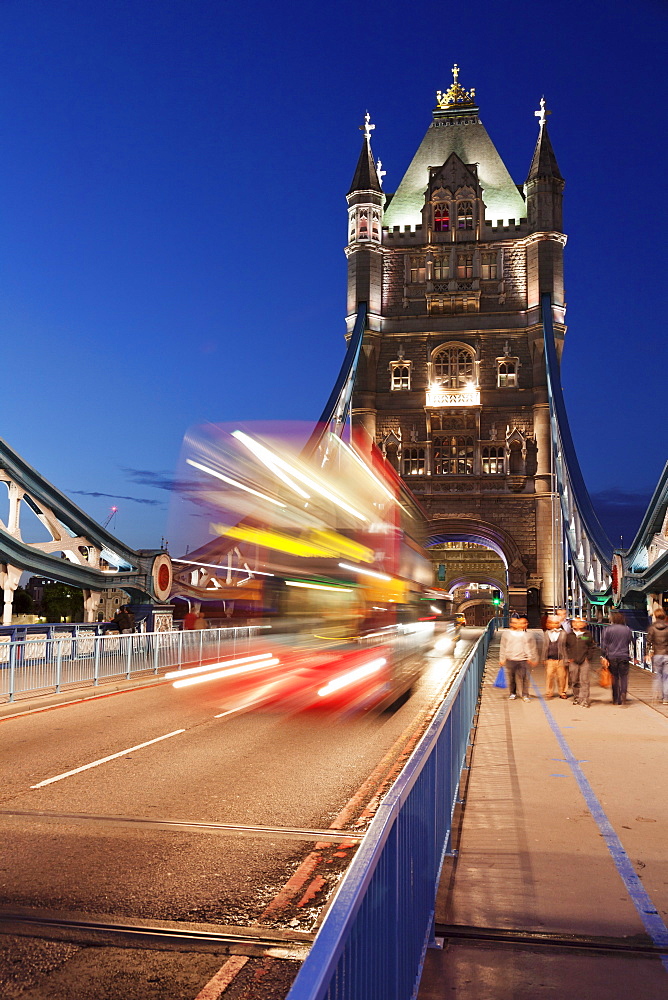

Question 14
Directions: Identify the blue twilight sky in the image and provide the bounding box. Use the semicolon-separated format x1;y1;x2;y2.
0;0;666;555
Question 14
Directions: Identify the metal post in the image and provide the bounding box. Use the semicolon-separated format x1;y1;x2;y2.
177;628;183;670
125;634;132;680
153;630;160;674
55;638;63;694
8;642;16;703
93;635;101;686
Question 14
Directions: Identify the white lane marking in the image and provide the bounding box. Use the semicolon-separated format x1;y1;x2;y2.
30;729;186;789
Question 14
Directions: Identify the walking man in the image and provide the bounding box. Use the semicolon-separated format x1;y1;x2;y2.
599;611;633;705
499;616;538;702
566;617;596;708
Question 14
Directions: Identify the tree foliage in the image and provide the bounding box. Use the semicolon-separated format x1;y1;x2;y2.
41;583;84;622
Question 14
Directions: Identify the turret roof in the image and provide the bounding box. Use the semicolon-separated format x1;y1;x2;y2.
383;70;526;228
348;112;382;195
526;100;563;182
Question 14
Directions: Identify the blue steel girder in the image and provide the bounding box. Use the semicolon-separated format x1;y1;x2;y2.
0;436;169;603
303;302;367;461
616;460;668;600
541;294;613;601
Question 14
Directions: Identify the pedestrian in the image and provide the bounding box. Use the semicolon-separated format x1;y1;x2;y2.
599;611;633;705
193;612;207;629
540;615;568;698
183;608;197;630
647;608;668;704
499;615;538;702
113;605;135;634
566;617;595;707
555;608;572;633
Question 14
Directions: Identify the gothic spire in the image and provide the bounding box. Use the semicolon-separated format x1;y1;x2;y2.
347;112;382;194
526;98;563;182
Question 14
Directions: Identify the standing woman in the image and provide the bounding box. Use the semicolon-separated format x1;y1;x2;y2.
599;611;633;706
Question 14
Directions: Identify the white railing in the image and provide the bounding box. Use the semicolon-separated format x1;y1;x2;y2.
0;626;269;703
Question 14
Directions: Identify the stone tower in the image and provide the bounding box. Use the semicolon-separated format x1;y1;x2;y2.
347;69;566;618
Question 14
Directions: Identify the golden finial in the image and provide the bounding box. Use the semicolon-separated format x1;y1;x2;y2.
436;65;477;110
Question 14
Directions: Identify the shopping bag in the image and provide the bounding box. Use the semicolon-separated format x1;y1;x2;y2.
493;666;507;688
599;666;612;688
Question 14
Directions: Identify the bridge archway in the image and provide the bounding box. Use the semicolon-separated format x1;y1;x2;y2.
427;515;533;619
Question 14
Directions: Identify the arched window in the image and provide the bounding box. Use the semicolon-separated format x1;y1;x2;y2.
457;201;473;230
497;361;518;388
434;203;450;232
403;448;425;476
433;436;474;475
482;446;505;474
432;345;475;388
390;363;411;390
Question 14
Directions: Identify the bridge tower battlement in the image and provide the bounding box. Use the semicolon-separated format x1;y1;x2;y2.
348;68;567;617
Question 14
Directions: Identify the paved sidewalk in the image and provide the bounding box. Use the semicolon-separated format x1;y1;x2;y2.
418;636;668;999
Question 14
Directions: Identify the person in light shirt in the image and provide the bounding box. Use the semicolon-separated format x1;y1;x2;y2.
540;616;569;699
499;616;538;702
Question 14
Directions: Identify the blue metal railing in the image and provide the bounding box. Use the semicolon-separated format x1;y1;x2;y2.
286;620;495;1000
0;625;267;703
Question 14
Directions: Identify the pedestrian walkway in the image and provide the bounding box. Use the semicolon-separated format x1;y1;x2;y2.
418;635;668;999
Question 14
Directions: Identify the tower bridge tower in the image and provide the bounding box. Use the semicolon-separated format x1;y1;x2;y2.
347;69;566;618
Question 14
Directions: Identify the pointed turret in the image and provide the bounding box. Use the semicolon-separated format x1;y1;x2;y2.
525;98;565;232
348;115;383;194
345;113;384;321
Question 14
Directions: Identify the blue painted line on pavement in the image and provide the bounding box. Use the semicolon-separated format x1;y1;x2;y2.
532;679;668;972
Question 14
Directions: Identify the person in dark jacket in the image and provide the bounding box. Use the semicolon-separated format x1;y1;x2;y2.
599;611;633;705
114;606;135;634
647;608;668;704
566;618;596;707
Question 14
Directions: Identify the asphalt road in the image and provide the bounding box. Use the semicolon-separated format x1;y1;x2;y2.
0;628;479;999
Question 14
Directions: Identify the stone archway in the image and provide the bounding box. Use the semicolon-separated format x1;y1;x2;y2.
428;514;529;615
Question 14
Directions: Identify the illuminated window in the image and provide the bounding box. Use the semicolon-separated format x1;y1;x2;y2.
433;256;449;280
432;345;475;388
456;254;473;279
482;446;505;474
457;201;473;230
497;360;518;388
390;362;411;390
403;448;425;476
358;210;368;240
433;436;474;475
434;203;450;231
409;257;426;283
481;252;497;280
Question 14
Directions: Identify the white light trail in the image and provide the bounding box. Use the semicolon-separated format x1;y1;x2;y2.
232;430;369;522
30;730;186;789
338;562;392;581
171;558;274;577
285;580;353;593
166;653;275;681
330;436;397;503
317;658;387;698
172;657;280;689
186;458;287;508
231;431;311;499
